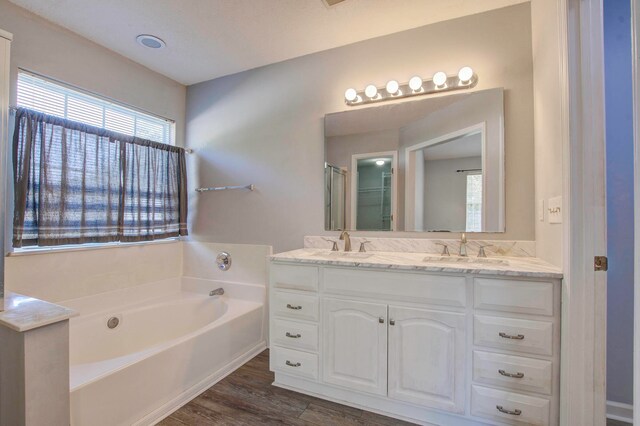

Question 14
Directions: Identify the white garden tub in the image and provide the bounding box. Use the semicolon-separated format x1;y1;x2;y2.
64;277;266;426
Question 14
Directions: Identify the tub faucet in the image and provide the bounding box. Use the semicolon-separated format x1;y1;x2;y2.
459;233;468;257
339;230;352;252
209;288;225;297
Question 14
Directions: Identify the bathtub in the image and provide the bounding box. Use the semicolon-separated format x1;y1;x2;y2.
64;277;267;426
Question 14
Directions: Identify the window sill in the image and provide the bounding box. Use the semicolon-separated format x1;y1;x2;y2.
7;238;181;257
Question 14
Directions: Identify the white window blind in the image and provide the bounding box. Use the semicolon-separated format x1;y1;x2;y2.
465;173;483;232
17;72;174;145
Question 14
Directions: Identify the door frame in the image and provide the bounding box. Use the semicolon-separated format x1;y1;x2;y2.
633;0;640;421
350;150;398;231
561;0;608;424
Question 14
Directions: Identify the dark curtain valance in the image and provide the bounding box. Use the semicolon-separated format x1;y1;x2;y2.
12;107;188;247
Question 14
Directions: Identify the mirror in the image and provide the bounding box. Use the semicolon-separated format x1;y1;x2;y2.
325;87;504;232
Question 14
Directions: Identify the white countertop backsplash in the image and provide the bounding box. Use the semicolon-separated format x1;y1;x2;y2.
304;236;536;258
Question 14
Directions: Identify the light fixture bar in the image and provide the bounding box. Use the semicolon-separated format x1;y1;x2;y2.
344;69;478;106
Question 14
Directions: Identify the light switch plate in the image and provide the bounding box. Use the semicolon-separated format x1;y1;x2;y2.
538;199;545;222
548;196;562;224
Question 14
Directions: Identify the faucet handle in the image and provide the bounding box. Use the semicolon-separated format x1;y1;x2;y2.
435;243;450;256
323;238;339;251
477;244;493;258
359;240;371;253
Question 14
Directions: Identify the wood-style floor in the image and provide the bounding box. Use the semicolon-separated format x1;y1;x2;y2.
159;349;631;426
159;349;416;425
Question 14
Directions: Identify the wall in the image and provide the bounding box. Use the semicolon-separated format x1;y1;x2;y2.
0;0;187;295
604;0;634;407
424;156;482;231
530;0;565;266
186;4;534;253
0;0;186;145
4;242;182;302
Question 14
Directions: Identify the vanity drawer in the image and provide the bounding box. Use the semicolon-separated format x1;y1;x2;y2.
272;319;318;352
474;278;554;316
270;346;318;380
272;291;319;322
474;315;553;356
473;350;553;395
323;267;466;308
271;263;319;292
471;385;550;426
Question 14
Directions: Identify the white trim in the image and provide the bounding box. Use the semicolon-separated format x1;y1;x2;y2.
561;0;607;424
606;400;634;423
350;151;398;231
633;0;640;421
0;29;12;42
133;341;267;426
7;237;181;257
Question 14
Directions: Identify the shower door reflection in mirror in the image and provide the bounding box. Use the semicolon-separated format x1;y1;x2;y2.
324;88;504;232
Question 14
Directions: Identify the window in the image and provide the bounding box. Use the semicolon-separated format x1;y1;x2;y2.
465;173;482;232
17;72;174;145
12;73;187;249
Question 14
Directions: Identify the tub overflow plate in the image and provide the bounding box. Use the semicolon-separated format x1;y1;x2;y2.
216;252;232;271
107;316;120;329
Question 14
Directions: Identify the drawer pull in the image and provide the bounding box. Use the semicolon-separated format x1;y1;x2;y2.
286;304;302;310
496;405;522;416
285;360;301;367
499;332;525;340
286;332;301;339
498;369;525;379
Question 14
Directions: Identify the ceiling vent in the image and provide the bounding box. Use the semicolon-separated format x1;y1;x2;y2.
323;0;347;6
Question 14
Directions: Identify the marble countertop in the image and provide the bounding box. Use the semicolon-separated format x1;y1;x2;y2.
0;293;77;332
270;249;563;279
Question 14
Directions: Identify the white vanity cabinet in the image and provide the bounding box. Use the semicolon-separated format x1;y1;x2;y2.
269;259;561;426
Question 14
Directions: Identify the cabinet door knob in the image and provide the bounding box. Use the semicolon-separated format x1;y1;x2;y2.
496;405;522;416
389;319;396;326
498;369;524;378
379;317;385;324
498;332;525;340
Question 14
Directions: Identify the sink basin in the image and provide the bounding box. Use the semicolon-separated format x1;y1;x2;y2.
422;255;509;266
308;251;373;259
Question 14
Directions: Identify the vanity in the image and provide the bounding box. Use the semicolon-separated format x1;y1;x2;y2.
268;243;562;425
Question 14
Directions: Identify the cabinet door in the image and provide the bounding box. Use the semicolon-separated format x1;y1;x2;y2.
322;298;388;395
388;306;466;413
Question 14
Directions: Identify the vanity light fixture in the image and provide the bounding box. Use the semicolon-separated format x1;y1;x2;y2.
364;84;378;99
344;66;478;106
386;80;400;95
432;71;448;88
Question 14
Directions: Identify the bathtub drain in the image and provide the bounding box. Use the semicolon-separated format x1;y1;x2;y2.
107;317;120;329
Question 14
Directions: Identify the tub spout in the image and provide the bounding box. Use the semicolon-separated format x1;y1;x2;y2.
209;288;225;297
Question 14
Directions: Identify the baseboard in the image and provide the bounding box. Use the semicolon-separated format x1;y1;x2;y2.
606;400;633;423
133;341;267;426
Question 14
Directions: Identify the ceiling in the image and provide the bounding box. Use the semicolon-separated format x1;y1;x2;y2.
423;133;482;161
9;0;528;85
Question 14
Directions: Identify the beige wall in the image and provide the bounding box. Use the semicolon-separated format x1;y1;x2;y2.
0;0;186;145
531;0;564;266
186;4;535;252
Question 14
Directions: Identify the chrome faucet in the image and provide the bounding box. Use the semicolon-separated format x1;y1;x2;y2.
209;288;225;296
459;233;468;257
339;230;352;252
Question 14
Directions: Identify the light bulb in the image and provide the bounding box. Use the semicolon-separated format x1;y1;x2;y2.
376;160;385;166
458;66;474;83
433;71;448;87
364;84;378;99
345;88;358;102
408;76;423;91
386;80;399;95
